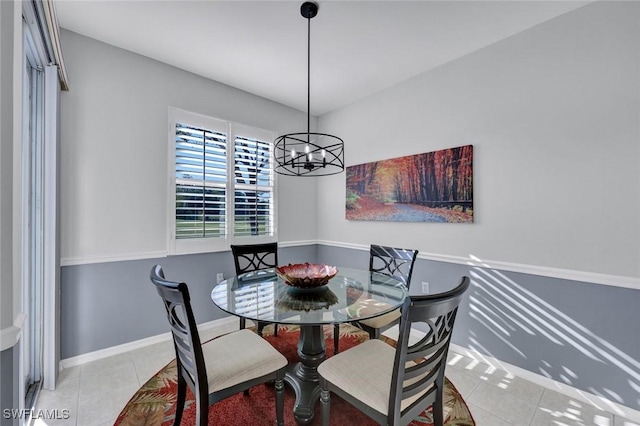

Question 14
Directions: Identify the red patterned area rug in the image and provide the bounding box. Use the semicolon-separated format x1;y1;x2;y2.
115;324;475;426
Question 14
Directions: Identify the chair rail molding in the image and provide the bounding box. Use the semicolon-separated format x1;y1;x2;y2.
0;313;25;351
276;239;317;248
317;240;640;291
59;240;640;291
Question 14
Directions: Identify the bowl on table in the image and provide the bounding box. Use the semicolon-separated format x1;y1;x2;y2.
275;263;338;289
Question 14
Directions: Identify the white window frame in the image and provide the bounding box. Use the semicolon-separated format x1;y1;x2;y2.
21;4;61;397
167;107;277;255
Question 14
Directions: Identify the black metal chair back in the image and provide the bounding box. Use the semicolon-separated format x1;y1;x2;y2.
333;244;419;354
320;276;469;426
230;242;279;336
150;264;287;425
369;244;419;288
389;276;470;425
231;242;278;274
149;265;208;424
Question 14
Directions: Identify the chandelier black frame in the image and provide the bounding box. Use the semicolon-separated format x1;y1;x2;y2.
274;1;345;177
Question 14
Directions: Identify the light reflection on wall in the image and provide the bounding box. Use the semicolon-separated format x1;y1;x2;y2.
463;254;640;416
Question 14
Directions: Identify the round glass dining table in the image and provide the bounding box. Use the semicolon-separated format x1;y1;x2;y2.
211;267;407;425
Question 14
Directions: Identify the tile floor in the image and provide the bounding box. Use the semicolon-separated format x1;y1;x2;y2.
34;323;639;426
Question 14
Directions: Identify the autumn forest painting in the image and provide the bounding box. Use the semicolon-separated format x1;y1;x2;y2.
346;145;473;222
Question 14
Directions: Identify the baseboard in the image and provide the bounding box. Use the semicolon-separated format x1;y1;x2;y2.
448;342;640;423
378;326;640;423
59;316;239;370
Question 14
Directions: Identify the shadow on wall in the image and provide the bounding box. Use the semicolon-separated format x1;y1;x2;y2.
464;257;640;415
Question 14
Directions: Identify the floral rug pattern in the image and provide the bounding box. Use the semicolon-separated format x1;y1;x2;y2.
115;324;475;425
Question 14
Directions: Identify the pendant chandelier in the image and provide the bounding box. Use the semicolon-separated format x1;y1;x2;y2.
274;1;344;177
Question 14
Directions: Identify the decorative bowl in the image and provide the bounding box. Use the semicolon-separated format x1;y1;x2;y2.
275;263;338;288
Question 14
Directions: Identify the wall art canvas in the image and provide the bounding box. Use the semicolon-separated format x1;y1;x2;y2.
346;145;473;223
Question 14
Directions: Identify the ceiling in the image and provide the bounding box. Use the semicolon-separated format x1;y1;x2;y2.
55;1;588;116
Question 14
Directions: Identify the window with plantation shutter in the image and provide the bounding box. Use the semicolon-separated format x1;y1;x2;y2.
169;108;276;254
234;135;274;237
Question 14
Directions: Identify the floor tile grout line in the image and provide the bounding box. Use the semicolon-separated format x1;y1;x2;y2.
462;369;544;426
460;374;482;404
466;379;481;402
526;386;547;426
76;353;138;426
130;351;144;388
73;365;81;426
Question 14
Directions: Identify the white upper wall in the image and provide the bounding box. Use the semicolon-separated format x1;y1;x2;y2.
317;2;640;279
59;30;318;264
0;0;18;332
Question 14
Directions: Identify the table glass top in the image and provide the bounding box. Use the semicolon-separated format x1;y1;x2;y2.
211;267;408;326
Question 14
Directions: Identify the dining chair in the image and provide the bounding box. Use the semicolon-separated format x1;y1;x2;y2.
231;242;280;336
149;265;287;426
319;276;470;426
333;244;418;354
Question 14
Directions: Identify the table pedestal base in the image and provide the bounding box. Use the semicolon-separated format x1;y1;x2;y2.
284;363;322;425
283;324;326;425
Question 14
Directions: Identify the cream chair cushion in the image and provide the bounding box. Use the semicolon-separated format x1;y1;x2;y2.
317;339;430;415
358;309;401;329
346;299;401;329
202;329;288;393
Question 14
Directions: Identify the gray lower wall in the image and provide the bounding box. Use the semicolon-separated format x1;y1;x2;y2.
60;245;316;359
61;243;640;411
317;244;640;412
0;347;18;426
